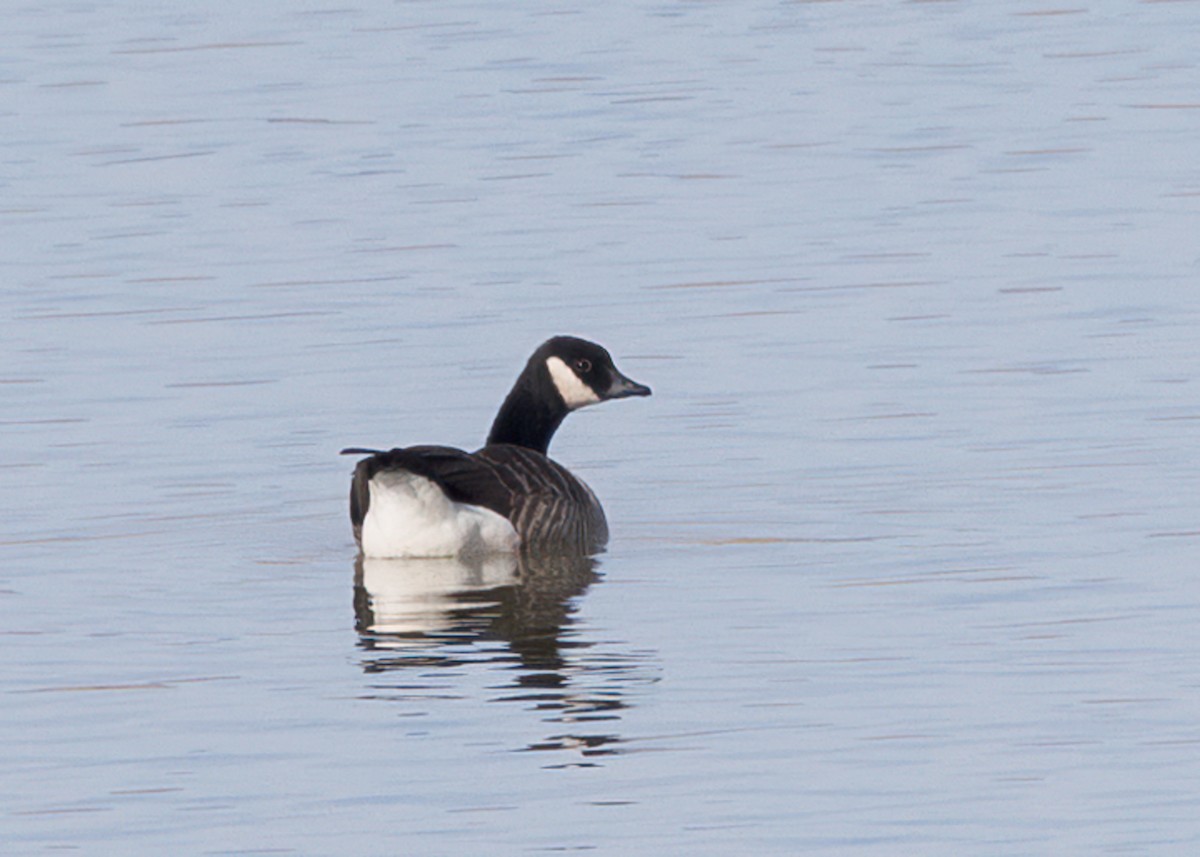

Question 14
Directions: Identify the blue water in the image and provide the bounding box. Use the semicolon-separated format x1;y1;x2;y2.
4;2;1200;854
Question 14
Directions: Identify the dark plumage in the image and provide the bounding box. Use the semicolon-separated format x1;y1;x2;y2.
342;336;650;558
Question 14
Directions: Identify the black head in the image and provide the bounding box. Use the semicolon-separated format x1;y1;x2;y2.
533;335;652;410
487;336;651;453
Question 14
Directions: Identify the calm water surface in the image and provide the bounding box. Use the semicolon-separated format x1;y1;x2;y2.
4;2;1200;854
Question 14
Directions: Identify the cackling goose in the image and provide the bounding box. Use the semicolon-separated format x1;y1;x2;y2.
342;336;650;558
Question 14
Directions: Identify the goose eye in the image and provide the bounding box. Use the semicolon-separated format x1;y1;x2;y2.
574;358;592;373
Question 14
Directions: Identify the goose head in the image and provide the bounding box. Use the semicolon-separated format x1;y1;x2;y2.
537;335;652;410
487;336;651;453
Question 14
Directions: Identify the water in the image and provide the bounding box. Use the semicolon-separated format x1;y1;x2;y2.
4;1;1200;853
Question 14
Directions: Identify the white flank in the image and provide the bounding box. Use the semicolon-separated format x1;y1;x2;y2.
546;355;601;409
361;470;520;559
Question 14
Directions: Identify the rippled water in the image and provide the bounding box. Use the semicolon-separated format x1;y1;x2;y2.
5;2;1200;854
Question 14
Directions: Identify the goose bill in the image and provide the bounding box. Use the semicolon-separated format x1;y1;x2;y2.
605;372;652;400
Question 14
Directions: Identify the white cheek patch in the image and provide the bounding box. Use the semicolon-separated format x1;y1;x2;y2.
546;356;602;409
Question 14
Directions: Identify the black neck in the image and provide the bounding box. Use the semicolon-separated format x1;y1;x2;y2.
486;373;567;454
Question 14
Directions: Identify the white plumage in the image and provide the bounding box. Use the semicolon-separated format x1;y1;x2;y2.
545;356;602;409
360;470;519;558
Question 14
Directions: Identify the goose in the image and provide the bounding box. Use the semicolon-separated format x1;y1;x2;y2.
342;336;651;558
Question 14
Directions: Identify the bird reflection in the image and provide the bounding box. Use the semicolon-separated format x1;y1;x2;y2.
353;551;653;762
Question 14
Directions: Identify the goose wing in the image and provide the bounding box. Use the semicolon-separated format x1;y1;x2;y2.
474;444;609;551
343;445;516;537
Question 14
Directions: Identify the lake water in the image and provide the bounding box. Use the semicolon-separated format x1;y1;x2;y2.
4;1;1200;854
